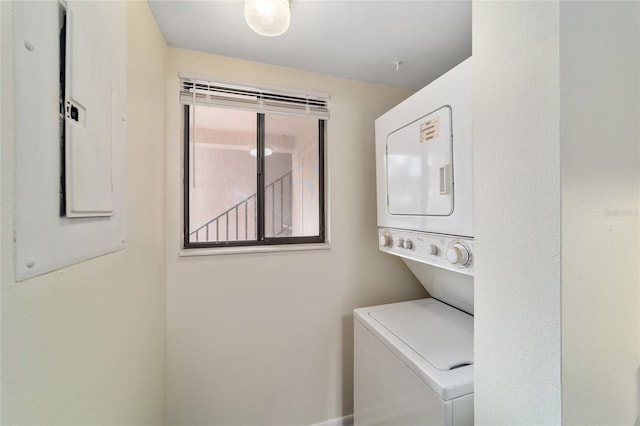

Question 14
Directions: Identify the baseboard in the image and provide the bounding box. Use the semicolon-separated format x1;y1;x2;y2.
310;414;354;426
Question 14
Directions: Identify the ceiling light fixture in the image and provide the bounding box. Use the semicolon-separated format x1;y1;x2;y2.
249;146;274;157
244;0;290;37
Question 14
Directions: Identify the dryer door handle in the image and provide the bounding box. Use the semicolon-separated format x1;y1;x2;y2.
439;164;451;195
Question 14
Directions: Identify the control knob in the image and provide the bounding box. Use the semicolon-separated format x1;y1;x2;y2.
446;242;471;266
402;239;413;250
379;234;392;248
426;244;438;255
396;238;404;248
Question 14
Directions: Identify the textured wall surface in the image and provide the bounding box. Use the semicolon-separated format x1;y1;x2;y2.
560;2;640;424
473;2;562;424
164;48;427;425
474;1;640;425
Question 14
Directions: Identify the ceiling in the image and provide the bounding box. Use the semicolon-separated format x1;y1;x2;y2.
148;0;472;91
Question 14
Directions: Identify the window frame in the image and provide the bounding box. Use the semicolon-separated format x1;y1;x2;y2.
182;104;327;250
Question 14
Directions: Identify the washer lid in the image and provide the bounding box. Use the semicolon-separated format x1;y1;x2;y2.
369;300;473;371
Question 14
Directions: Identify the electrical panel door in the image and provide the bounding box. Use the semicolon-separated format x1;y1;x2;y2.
64;7;114;217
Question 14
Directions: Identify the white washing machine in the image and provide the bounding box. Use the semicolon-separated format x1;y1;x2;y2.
354;299;473;425
354;58;474;426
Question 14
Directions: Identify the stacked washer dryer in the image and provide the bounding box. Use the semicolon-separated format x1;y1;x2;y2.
354;58;473;426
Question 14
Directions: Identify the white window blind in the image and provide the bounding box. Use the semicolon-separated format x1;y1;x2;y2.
179;77;330;119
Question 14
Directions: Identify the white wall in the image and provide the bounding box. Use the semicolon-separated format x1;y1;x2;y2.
473;1;562;424
1;1;167;424
474;1;640;424
164;49;426;425
560;2;640;424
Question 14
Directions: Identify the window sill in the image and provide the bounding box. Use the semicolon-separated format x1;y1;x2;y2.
178;242;331;257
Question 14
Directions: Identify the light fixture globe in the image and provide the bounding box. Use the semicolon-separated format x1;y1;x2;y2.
244;0;290;37
249;146;274;157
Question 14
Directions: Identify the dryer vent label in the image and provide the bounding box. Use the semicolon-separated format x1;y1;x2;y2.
420;116;440;143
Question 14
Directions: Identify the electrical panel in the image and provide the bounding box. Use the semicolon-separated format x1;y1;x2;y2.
14;1;126;280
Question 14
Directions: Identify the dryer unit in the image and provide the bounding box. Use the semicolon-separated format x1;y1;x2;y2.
376;57;472;239
375;57;474;312
354;58;474;426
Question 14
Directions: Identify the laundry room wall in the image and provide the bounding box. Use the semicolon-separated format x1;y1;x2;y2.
473;2;562;424
474;1;640;424
164;49;427;425
1;1;167;424
559;2;640;424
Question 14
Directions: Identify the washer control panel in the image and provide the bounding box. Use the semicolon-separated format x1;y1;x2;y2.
378;227;474;275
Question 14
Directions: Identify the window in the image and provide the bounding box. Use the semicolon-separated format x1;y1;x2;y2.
181;77;328;249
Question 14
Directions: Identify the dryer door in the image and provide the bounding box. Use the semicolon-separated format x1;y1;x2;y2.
386;106;453;216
